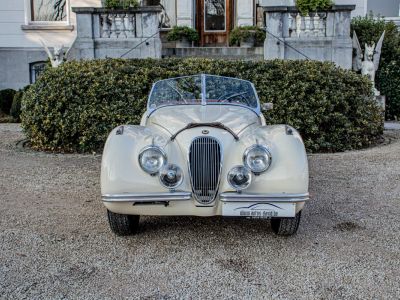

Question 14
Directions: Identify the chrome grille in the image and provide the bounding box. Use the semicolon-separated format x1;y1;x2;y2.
189;137;222;204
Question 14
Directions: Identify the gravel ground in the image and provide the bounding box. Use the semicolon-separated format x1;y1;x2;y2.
0;123;399;299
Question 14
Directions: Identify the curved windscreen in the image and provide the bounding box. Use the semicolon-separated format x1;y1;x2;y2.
148;75;259;110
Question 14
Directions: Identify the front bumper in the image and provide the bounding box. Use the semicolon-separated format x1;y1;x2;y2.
102;192;309;216
101;192;309;203
102;192;192;203
220;192;309;203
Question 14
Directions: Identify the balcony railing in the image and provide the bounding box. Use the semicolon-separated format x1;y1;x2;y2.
70;6;162;59
262;5;355;69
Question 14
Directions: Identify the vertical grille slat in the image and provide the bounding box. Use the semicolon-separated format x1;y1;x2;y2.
189;137;221;204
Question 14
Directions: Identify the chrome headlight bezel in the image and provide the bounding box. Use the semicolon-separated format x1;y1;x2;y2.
243;144;272;174
227;165;252;191
159;163;184;189
138;145;167;175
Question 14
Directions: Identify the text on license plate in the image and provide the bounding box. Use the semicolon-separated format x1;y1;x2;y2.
222;202;296;218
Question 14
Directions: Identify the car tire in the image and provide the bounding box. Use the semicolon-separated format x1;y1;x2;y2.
107;210;140;236
271;211;302;236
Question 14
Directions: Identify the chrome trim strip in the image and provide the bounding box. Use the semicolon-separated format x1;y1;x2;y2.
201;74;206;106
102;192;192;203
220;193;310;203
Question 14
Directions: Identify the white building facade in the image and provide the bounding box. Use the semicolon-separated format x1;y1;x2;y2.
0;0;398;90
0;0;101;90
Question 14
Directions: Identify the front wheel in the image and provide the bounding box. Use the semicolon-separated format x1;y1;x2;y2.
271;211;302;236
107;210;140;236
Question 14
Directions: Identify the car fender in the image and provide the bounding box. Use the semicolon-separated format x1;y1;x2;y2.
101;125;189;195
219;124;309;194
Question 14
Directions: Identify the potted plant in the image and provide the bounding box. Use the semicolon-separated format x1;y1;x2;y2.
295;0;333;15
167;26;199;48
229;26;266;48
103;0;139;9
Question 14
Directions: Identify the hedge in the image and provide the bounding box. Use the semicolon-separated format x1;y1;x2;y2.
21;58;383;153
0;89;16;115
11;87;28;122
380;56;400;120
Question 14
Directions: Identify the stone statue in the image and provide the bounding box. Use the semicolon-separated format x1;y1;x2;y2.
159;1;171;28
40;39;70;68
352;31;385;95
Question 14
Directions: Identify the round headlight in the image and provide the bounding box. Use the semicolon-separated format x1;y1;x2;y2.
243;145;272;174
138;146;167;175
227;166;252;191
159;164;183;189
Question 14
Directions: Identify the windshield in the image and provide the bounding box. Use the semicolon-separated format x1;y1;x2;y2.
148;74;259;110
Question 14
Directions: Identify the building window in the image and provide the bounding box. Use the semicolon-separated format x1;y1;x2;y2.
30;62;47;84
30;0;67;22
205;0;226;31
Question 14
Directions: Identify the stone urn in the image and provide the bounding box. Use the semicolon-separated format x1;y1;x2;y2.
240;34;255;48
176;37;191;48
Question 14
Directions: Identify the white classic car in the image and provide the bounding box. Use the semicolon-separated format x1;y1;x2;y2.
101;75;309;236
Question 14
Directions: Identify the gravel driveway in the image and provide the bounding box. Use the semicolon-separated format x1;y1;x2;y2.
1;123;399;299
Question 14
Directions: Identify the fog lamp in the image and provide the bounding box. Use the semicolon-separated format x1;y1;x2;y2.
159;164;183;189
227;166;252;191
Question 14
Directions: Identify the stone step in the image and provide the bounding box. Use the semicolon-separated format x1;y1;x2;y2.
162;47;264;60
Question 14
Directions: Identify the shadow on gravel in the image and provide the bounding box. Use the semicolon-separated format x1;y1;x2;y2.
138;216;275;235
333;221;364;232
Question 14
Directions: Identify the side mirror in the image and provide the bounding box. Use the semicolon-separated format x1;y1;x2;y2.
261;102;274;111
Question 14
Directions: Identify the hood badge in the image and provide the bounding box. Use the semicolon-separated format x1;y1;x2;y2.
202;130;209;135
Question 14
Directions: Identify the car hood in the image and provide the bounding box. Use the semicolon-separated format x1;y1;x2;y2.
147;105;261;136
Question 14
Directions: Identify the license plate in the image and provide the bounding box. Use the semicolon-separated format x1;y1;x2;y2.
222;202;296;218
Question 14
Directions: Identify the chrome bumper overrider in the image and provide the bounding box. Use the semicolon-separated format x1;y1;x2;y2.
102;192;309;203
220;192;309;203
102;192;192;203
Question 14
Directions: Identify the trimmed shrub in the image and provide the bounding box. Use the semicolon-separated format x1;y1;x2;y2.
351;16;400;119
11;87;29;122
0;89;16;115
21;58;383;153
380;56;400;120
229;26;266;46
295;0;333;15
104;0;139;9
167;26;199;42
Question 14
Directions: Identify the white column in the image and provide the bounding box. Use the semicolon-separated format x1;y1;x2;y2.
236;0;254;26
176;0;194;27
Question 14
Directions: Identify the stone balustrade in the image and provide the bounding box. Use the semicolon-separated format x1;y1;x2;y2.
262;5;355;69
69;6;162;60
100;12;137;39
287;11;328;38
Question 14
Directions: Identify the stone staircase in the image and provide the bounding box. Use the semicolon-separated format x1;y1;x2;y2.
162;47;264;60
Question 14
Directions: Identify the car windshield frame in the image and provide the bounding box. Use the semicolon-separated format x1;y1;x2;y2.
147;74;261;115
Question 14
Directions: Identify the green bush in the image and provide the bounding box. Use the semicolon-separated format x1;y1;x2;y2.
104;0;139;9
229;26;266;46
296;0;333;15
0;88;16;115
351;16;400;119
380;56;400;120
167;26;199;42
21;58;383;153
11;87;29;122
